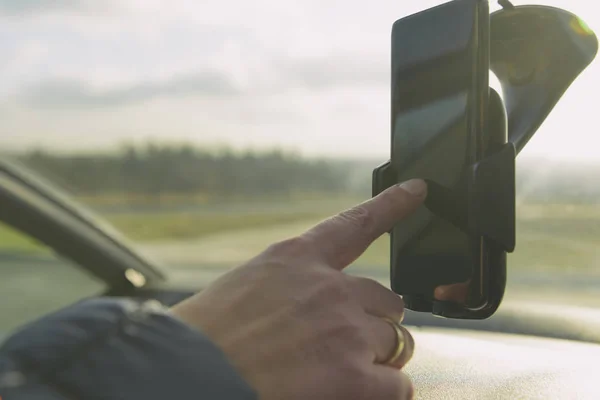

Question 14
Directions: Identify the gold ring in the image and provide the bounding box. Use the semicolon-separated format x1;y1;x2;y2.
380;317;405;365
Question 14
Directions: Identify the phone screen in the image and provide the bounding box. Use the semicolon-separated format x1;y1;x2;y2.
389;0;489;308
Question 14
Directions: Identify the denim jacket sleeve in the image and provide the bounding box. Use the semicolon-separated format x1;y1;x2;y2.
0;298;257;400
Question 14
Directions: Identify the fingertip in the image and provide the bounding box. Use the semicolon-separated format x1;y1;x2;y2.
396;371;415;400
373;368;414;400
406;381;415;400
433;285;448;299
399;372;415;400
434;282;470;303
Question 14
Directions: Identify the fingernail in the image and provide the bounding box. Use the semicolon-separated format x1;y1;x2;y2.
398;179;427;198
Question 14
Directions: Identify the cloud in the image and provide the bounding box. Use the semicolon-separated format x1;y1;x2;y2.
20;71;242;108
276;55;387;90
0;0;106;16
1;0;596;162
17;53;388;109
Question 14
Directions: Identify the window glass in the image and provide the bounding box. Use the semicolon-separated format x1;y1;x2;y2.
0;222;105;335
1;0;599;310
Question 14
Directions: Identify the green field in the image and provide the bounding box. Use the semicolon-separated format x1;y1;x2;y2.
1;199;599;333
0;199;598;273
106;211;329;241
509;204;600;273
0;197;359;252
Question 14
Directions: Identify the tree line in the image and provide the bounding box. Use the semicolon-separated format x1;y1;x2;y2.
13;144;600;203
17;144;353;198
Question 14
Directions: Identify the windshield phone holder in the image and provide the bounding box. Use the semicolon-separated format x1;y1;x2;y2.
373;88;514;318
373;3;598;319
373;88;515;254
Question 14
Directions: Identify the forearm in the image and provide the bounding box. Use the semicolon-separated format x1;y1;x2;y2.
0;298;256;400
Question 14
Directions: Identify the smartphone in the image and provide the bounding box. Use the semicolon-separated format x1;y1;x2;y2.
388;0;499;314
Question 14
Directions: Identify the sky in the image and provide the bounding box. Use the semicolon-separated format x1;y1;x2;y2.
0;0;599;161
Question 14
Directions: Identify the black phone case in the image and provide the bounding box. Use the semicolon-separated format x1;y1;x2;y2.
373;89;513;319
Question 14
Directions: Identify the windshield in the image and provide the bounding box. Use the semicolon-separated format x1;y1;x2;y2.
1;0;598;310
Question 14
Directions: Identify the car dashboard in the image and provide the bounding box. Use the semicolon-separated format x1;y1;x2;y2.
407;327;600;399
131;286;600;399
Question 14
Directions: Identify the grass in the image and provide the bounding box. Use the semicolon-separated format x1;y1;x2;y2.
105;211;331;241
510;205;600;273
357;205;600;273
0;195;358;248
349;203;600;273
0;225;49;253
75;192;359;209
0;198;598;274
100;196;360;241
0;199;599;331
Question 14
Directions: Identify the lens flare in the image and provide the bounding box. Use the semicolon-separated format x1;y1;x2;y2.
570;17;594;36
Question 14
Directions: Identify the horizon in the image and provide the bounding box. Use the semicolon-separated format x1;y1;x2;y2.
6;142;600;170
1;0;599;162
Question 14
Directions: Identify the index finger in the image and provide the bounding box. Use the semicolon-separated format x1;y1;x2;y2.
302;179;427;270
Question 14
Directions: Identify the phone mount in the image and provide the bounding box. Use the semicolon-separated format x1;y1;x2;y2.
374;3;598;319
374;89;515;254
373;88;513;319
423;142;516;255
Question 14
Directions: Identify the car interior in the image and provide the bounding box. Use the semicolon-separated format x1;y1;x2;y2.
2;0;600;399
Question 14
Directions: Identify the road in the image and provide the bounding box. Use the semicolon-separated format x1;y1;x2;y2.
135;219;600;308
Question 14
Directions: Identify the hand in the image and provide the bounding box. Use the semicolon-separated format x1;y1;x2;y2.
172;179;427;400
434;281;470;304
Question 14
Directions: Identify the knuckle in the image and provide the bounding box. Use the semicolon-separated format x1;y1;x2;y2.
326;313;370;353
325;278;352;303
310;271;352;303
356;276;388;293
308;315;368;366
338;205;376;236
264;236;312;258
348;330;371;354
296;274;349;315
353;276;405;318
336;320;368;349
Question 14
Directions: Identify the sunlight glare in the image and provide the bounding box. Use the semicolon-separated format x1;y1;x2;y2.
517;0;600;162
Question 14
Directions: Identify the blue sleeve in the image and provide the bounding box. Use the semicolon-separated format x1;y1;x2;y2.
0;298;257;400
